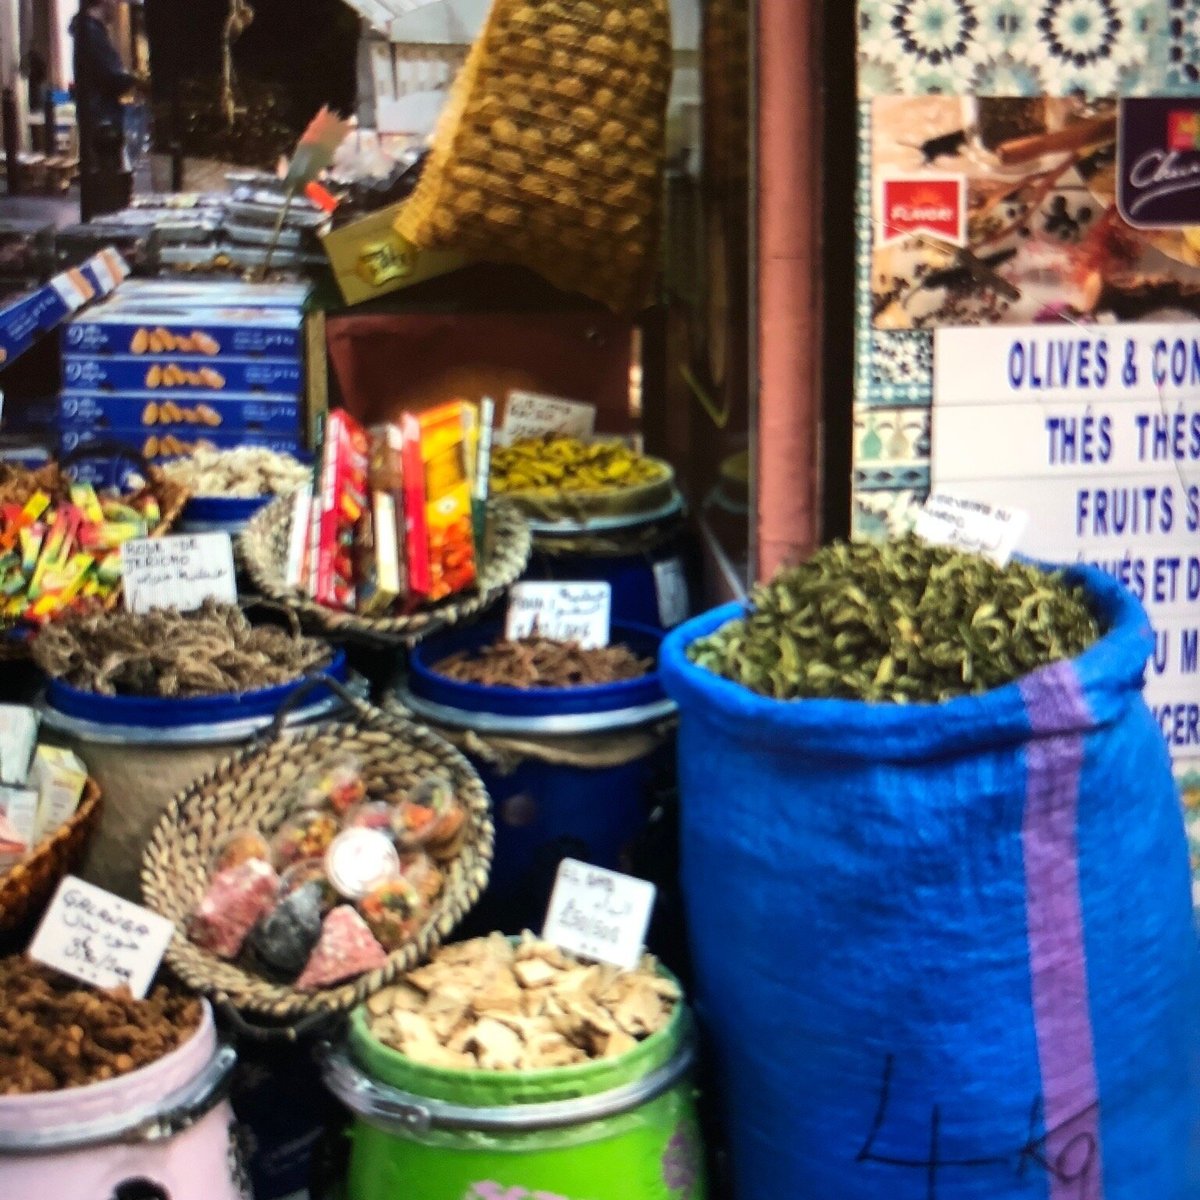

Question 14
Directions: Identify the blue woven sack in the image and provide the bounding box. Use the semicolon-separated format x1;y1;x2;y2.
660;563;1200;1200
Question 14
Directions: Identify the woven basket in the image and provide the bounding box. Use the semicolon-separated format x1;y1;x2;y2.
0;777;102;936
393;0;672;313
0;449;190;661
141;680;494;1023
239;497;532;644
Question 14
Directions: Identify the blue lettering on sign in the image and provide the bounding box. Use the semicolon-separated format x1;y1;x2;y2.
1007;337;1111;391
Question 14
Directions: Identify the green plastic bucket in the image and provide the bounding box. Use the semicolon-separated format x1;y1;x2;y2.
321;990;705;1200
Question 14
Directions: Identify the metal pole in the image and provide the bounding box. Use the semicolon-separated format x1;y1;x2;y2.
2;87;21;195
169;74;182;191
43;88;55;153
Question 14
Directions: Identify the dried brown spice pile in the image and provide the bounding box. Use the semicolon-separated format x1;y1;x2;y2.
366;933;679;1071
0;958;201;1093
434;636;653;689
33;601;331;697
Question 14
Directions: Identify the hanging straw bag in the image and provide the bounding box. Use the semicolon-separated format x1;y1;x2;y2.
394;0;673;313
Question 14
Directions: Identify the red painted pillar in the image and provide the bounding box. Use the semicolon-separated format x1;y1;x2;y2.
755;0;823;577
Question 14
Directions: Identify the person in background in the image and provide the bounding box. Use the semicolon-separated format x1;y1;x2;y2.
71;0;144;220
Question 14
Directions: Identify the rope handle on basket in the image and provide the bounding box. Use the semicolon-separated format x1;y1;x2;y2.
216;998;345;1044
263;672;375;742
240;594;303;639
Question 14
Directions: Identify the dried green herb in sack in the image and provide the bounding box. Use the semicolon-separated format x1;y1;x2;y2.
687;537;1100;703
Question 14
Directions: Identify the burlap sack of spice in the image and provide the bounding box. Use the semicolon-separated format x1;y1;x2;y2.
394;0;672;314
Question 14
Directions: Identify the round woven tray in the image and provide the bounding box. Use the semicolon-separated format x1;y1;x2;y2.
141;682;494;1023
496;458;677;529
239;497;531;644
0;777;103;935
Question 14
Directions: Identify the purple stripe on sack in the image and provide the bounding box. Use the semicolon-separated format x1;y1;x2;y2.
1020;660;1104;1200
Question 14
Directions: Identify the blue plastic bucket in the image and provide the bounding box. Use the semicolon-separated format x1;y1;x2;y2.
179;493;275;535
524;497;693;632
397;623;675;933
39;656;349;900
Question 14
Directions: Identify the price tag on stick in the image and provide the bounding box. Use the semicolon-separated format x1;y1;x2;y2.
543;859;657;970
499;390;596;445
121;532;237;614
29;876;175;998
914;492;1030;566
505;581;612;648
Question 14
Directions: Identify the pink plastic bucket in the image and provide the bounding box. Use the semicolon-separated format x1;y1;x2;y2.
0;1000;246;1200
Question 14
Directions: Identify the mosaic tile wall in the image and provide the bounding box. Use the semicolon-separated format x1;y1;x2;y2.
851;0;1190;536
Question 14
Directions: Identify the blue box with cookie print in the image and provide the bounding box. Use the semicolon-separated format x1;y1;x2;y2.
62;354;304;394
62;302;304;358
57;390;303;434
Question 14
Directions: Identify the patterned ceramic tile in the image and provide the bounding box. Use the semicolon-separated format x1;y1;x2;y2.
1162;0;1200;90
855;104;936;414
858;0;1165;97
851;489;923;540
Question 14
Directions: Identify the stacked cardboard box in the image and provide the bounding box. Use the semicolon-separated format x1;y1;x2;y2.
58;280;318;481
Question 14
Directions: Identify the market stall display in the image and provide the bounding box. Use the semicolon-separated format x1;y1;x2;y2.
141;685;493;1023
491;437;692;630
241;493;532;643
0;958;200;1093
687;535;1099;702
320;934;703;1200
0;453;187;639
35;605;346;899
0;971;242;1200
659;553;1199;1200
59;283;308;477
0;778;100;936
397;623;674;933
0;708;99;935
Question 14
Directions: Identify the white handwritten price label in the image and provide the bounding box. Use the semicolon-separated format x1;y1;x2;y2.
914;492;1030;566
29;876;175;998
505;582;612;648
499;390;596;445
542;859;657;970
121;532;237;614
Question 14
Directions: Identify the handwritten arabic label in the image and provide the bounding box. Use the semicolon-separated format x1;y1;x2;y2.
505;582;612;649
542;858;656;969
29;875;175;998
914;492;1029;566
499;390;596;445
121;532;237;614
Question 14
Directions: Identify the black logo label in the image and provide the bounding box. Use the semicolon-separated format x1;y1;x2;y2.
1118;98;1200;229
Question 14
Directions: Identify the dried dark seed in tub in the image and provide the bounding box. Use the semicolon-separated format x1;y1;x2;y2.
0;958;201;1093
687;535;1099;704
245;882;324;981
433;636;653;689
32;599;330;697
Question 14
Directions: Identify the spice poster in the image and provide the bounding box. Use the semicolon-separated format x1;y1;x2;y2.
932;323;1200;773
871;96;1200;331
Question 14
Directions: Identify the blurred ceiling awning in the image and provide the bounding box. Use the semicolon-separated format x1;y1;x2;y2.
341;0;491;43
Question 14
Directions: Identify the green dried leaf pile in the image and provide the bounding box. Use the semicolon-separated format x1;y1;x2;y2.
687;537;1100;704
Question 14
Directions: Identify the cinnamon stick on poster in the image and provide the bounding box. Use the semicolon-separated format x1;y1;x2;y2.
995;114;1117;166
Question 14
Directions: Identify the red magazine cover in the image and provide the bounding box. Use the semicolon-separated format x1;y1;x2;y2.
401;411;430;600
313;410;368;608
